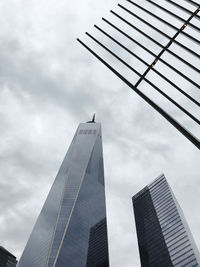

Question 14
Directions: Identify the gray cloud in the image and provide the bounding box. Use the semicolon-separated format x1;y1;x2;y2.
0;0;199;266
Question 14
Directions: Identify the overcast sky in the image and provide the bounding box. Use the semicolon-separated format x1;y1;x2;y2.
0;0;200;266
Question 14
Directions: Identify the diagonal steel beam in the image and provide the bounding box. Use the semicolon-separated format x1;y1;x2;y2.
110;10;200;73
164;0;200;20
85;32;200;125
77;38;200;150
146;0;200;33
94;25;200;107
124;0;200;45
102;18;200;89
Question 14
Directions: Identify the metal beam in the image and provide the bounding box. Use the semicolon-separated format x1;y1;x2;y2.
94;24;200;106
85;32;200;125
111;10;200;73
102;18;200;89
146;0;200;33
77;38;200;150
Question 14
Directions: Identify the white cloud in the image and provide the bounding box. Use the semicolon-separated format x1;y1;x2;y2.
0;0;199;266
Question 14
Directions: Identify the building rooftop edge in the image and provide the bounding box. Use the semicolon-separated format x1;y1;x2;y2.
0;246;17;259
132;173;166;201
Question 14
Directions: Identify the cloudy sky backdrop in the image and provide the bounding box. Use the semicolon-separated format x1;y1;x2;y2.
0;0;199;266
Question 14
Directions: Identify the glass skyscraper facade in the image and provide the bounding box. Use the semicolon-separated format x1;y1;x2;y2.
18;121;109;267
0;246;17;267
132;174;200;267
87;218;109;267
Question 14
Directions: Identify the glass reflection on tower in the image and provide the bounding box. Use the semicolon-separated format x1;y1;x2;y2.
18;121;109;267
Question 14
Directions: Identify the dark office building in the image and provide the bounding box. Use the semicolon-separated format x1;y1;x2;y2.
132;174;200;267
87;217;109;267
18;120;109;267
0;246;17;267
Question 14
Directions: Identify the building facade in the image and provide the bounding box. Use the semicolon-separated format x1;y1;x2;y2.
87;218;109;267
18;121;109;267
0;246;17;267
132;174;200;267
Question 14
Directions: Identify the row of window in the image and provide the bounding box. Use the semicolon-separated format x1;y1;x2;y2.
79;129;97;135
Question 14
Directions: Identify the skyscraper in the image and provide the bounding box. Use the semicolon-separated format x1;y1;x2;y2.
132;174;200;267
0;246;17;267
18;119;109;267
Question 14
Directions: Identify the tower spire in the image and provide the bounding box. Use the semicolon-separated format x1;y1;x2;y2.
92;113;95;122
87;113;96;123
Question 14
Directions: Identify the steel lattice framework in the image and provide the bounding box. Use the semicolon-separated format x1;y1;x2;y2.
78;0;200;149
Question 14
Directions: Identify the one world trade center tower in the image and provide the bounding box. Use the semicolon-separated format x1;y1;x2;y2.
18;118;109;267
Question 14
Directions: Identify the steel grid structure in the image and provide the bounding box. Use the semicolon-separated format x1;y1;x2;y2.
77;0;200;149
